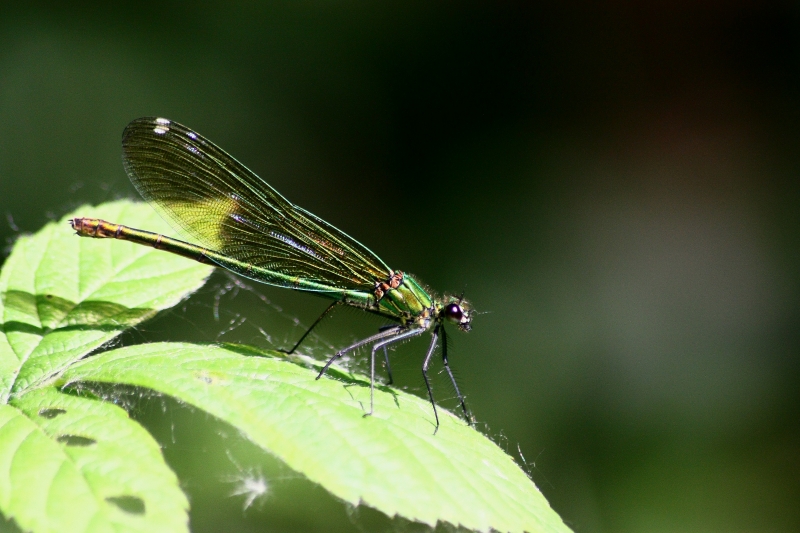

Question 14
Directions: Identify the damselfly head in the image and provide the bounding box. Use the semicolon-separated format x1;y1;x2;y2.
441;296;472;332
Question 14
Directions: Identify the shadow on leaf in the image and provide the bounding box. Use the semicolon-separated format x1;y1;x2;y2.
1;290;156;334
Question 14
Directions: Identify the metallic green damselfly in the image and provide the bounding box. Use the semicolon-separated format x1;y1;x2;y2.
71;117;473;431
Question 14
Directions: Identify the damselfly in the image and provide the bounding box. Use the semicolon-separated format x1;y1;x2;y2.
71;117;473;431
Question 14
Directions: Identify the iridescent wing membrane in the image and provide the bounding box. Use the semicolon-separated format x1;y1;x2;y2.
122;117;391;292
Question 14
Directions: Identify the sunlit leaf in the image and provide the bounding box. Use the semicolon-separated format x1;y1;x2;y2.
0;387;188;533
63;342;570;533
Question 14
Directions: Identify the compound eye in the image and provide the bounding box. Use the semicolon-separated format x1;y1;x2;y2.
444;303;463;323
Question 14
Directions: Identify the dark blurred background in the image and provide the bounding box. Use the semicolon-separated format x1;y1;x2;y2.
1;2;799;532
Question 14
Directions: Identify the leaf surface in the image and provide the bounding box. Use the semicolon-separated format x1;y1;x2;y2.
0;387;188;533
64;342;570;533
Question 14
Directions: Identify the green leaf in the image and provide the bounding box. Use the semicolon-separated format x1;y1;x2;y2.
0;201;214;399
0;386;189;533
62;342;570;533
